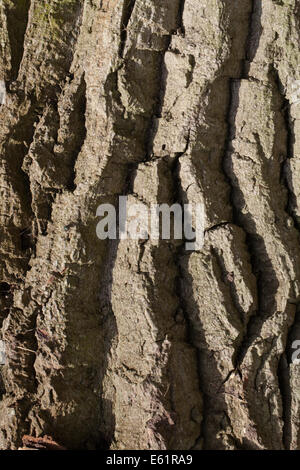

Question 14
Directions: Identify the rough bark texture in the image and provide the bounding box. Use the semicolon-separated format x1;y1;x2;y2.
0;0;300;450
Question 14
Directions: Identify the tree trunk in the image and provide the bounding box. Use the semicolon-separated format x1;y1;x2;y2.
0;0;300;450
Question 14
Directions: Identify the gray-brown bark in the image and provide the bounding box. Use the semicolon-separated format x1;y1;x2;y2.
0;0;300;450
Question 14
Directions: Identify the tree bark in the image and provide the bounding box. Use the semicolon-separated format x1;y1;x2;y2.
0;0;300;450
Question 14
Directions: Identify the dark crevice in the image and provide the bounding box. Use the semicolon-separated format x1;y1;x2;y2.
177;0;186;36
243;0;263;78
0;282;11;297
20;226;34;252
205;221;230;233
277;351;292;450
4;0;31;82
273;67;300;233
119;0;137;58
144;45;172;161
0;281;13;330
65;74;87;191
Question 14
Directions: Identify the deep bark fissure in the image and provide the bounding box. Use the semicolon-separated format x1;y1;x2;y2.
119;0;137;58
64;74;87;192
222;2;268;369
4;0;31;82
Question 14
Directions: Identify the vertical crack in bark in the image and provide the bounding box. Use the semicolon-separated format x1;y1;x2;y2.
223;1;264;367
172;147;206;449
243;0;262;78
62;74;87;192
3;0;31;82
177;0;186;36
119;0;137;58
274;67;300;233
144;53;172;161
